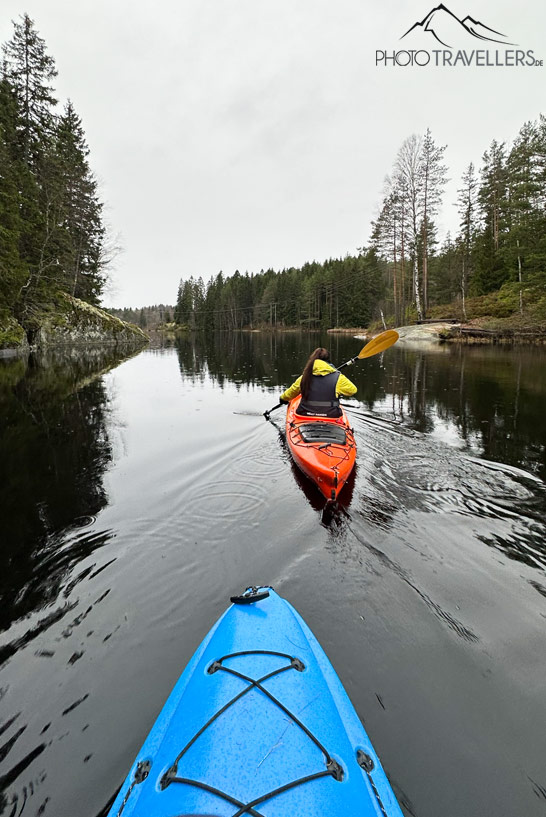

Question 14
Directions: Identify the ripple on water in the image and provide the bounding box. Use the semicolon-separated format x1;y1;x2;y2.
181;479;269;528
358;423;546;574
478;528;546;571
230;439;287;479
3;528;114;627
393;449;540;519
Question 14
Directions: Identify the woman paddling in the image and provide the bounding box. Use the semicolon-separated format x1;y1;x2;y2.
279;348;357;418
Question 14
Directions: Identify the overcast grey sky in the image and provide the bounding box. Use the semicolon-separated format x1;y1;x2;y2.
2;1;544;307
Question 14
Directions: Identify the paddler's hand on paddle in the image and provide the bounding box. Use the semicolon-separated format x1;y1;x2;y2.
263;398;287;420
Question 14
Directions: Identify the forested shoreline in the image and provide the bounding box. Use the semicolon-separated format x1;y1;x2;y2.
0;14;109;347
2;14;543;342
172;119;546;333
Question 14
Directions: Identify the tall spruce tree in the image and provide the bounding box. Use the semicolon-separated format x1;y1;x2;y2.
54;100;105;302
175;278;196;327
2;14;60;320
0;77;25;310
474;140;508;294
456;162;479;317
371;182;403;325
429;233;458;306
0;15;108;327
530;115;546;287
505;120;546;310
2;13;57;168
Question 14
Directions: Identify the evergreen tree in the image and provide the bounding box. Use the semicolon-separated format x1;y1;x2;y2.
473;140;509;294
54;100;105;302
175;278;196;326
2;13;57;168
0;78;25;309
529;115;546;287
0;15;108;328
505;120;545;309
193;276;206;329
429;233;458;306
456;162;479;317
173;280;183;324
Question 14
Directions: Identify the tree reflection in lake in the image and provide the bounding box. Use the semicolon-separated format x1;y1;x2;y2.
174;333;546;480
0;347;138;642
376;343;546;480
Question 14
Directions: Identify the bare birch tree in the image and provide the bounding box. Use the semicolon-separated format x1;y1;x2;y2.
392;172;411;325
395;134;424;320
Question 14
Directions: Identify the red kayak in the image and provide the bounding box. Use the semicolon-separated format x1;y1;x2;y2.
286;395;356;501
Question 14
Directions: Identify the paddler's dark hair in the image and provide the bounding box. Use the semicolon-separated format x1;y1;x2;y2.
300;348;330;399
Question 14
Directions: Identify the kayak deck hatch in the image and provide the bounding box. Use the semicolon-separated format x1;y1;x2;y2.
297;423;347;445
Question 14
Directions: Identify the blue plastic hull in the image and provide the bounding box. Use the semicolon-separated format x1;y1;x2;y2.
108;588;403;816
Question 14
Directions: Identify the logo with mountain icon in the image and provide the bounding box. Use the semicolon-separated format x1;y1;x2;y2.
401;4;517;48
375;4;541;68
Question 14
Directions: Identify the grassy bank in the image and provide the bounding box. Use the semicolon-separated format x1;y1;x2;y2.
427;281;546;334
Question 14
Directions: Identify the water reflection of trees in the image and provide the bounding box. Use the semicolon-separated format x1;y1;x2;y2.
0;348;136;637
175;333;546;480
175;331;360;391
380;345;546;479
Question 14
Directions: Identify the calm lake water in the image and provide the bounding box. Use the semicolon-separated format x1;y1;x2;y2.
1;334;545;817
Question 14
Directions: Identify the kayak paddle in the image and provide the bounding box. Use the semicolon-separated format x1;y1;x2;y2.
263;402;283;420
337;329;399;370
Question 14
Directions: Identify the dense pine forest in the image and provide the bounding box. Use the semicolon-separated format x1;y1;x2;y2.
0;14;107;338
174;120;546;332
174;253;384;331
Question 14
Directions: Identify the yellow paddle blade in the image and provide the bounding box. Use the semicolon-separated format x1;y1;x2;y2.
358;330;399;359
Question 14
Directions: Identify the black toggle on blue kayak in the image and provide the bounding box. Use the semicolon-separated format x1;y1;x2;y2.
108;586;404;816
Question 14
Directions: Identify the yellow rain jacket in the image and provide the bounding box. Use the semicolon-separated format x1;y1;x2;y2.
280;359;357;402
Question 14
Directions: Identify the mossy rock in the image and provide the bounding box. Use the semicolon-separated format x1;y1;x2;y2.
34;293;149;346
0;314;28;351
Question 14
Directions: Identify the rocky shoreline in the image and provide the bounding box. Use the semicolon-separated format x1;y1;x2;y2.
0;293;148;356
354;322;546;346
